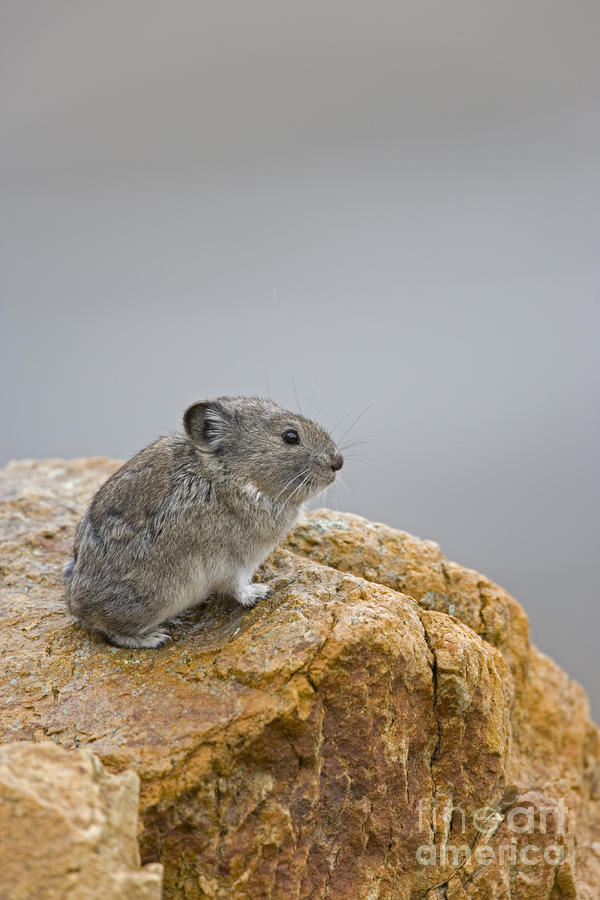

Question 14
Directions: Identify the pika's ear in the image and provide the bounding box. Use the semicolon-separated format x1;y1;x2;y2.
184;401;229;450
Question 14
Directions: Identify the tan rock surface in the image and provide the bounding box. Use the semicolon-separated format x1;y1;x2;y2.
1;459;599;899
0;741;163;899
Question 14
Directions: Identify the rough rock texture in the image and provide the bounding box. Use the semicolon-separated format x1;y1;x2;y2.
0;741;163;899
1;458;599;899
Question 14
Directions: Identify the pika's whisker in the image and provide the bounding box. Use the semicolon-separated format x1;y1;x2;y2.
340;470;354;490
329;411;352;439
291;375;304;417
336;403;374;447
278;474;311;517
272;468;311;504
340;454;375;468
339;437;382;452
307;374;320;418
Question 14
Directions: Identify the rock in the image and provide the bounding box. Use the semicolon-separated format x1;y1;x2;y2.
1;458;599;899
0;741;163;899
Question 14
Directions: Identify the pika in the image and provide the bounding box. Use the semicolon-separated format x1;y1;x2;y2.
63;396;343;648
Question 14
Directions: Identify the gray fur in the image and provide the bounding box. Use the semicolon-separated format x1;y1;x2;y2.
63;396;343;648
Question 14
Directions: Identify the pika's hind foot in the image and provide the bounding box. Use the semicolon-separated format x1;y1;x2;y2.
234;582;273;608
101;628;172;649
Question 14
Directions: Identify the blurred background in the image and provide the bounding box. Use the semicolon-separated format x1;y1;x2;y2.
1;2;599;715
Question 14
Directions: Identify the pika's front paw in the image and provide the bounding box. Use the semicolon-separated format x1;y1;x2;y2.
235;583;273;608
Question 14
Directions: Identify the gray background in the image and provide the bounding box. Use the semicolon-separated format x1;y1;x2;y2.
2;2;599;716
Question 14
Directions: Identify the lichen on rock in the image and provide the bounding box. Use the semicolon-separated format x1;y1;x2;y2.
0;459;599;899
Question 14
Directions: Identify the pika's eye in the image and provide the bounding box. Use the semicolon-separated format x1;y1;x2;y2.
282;429;300;445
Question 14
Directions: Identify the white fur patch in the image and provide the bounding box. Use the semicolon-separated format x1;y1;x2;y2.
242;481;263;503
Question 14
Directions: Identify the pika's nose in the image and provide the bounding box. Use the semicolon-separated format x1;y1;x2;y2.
331;452;344;472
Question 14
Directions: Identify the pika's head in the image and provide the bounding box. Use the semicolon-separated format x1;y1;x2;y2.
183;396;343;504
